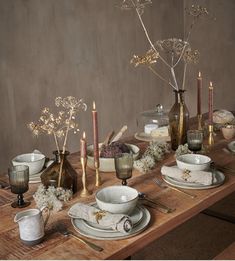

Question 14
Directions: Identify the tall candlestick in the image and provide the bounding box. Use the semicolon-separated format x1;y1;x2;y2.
80;131;90;197
208;81;213;125
92;101;101;186
80;131;87;159
197;72;202;115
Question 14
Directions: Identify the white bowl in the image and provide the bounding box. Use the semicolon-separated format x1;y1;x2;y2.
176;154;211;171
87;143;140;172
95;185;138;214
12;153;46;175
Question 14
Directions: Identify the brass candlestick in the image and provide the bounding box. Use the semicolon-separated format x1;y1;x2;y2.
197;114;202;130
208;124;214;146
80;157;91;197
95;161;101;187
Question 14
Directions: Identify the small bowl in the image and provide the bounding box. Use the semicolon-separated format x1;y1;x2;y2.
176;154;211;171
12;153;46;175
221;125;235;140
95;185;138;214
87;143;140;172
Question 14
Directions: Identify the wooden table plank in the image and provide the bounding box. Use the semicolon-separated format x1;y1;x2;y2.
1;131;235;259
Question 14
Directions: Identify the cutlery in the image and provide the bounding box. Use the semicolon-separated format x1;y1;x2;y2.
211;161;235;174
154;178;196;199
59;228;103;252
138;192;175;213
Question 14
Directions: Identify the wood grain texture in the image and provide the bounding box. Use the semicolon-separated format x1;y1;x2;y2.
1;130;235;259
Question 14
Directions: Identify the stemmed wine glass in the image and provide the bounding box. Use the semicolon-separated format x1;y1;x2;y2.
114;153;133;186
8;165;31;208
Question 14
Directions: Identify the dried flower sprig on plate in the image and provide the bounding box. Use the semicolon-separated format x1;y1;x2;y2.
119;1;210;91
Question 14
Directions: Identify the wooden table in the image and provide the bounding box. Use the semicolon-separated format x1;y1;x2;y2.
1;132;235;260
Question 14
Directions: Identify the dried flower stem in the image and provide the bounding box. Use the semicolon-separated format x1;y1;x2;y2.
53;132;60;154
182;63;187;90
132;1;170;69
170;67;179;90
173;43;188;68
148;66;176;90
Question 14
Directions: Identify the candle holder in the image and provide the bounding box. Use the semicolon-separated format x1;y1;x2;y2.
8;165;31;208
208;124;214;146
197;114;203;131
95;161;101;187
80;157;91;197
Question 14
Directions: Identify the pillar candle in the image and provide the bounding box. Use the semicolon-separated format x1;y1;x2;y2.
208;81;213;125
92;101;99;163
80;131;87;158
197;71;202;115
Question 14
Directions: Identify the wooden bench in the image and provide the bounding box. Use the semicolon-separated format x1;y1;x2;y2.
214;241;235;259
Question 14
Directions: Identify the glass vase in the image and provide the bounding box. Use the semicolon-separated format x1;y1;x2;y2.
41;151;77;192
168;90;190;150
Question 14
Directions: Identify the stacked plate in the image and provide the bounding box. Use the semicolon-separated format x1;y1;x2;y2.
162;166;225;190
71;203;151;240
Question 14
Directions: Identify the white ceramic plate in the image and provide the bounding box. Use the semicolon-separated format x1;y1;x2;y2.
87;143;140;172
71;205;150;240
162;168;225;190
83;204;144;232
135;132;171;142
228;141;235;152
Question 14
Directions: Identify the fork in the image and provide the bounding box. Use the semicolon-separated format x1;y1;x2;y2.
154;178;196;199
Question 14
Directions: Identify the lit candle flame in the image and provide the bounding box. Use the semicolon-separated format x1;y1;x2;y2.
93;101;96;110
198;71;201;78
209;81;213;89
83;131;86;139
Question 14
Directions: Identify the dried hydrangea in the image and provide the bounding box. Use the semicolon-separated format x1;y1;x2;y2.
33;184;73;212
175;144;192;158
134;142;170;174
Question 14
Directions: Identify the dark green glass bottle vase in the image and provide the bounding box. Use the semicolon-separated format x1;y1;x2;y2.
168;90;190;150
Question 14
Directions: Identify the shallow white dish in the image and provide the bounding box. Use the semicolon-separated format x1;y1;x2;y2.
176;154;211;171
83;203;144;233
71;205;150;240
134;132;171;142
228;140;235;152
162;167;225;190
87;143;140;172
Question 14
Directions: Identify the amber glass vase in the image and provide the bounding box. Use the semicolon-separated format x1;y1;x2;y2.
41;151;77;192
168;90;189;150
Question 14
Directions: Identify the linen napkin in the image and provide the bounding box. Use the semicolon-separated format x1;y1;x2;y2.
68;203;133;233
161;166;216;185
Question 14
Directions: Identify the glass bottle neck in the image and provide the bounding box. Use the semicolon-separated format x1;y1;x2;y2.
174;90;185;104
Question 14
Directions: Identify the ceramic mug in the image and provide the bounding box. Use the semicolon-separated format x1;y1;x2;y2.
14;206;50;246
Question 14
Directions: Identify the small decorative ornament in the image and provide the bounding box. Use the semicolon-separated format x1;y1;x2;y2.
94;210;106;224
182;169;191;181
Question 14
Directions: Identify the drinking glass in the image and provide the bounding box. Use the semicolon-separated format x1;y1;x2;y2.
187;130;203;152
8;165;31;208
114;153;133;186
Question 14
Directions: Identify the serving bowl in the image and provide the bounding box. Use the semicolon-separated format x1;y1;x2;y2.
12;153;46;175
95;185;138;214
176;154;211;171
87;143;140;172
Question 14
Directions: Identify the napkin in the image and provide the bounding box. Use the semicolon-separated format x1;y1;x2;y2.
68;203;133;233
161;166;216;185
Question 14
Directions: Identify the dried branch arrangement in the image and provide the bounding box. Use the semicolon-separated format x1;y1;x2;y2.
119;0;209;90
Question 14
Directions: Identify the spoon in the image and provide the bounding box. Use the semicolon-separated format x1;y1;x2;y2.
138;192;175;213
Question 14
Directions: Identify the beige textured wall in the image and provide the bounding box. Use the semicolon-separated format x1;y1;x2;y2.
0;0;234;172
